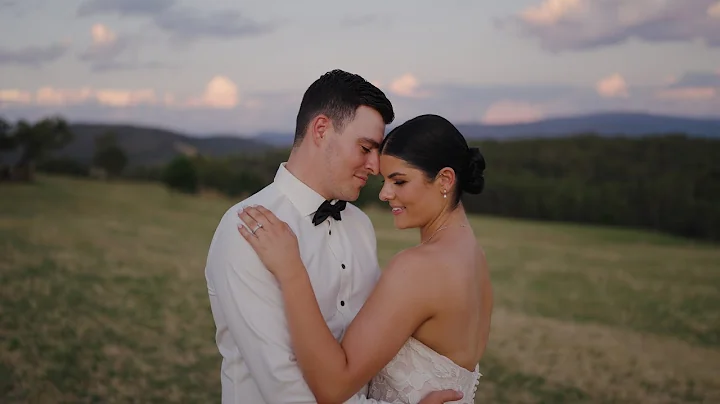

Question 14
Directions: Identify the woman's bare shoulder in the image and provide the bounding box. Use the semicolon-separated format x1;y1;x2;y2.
380;244;454;291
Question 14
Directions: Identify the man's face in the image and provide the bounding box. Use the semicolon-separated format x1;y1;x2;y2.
323;106;385;201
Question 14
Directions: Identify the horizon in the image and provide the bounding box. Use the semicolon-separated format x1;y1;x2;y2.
1;0;719;135
56;110;720;139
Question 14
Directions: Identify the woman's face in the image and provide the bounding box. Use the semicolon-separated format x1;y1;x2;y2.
378;155;445;229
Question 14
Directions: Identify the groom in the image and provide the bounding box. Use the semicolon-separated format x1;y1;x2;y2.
205;70;463;403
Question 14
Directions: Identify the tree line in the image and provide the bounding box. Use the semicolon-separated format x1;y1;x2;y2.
0;116;128;181
2;115;718;241
467;134;719;240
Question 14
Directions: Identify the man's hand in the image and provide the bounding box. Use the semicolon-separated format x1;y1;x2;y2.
418;389;464;404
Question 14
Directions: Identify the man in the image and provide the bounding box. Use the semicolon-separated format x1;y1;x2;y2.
205;70;463;403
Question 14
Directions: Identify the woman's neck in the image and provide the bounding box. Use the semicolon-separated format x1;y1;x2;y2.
419;203;470;245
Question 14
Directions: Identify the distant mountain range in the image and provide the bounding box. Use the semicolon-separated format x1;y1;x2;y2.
254;112;720;146
3;112;717;167
456;112;720;140
50;123;270;167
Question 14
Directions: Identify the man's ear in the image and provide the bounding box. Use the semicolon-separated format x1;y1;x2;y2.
436;167;457;192
310;114;330;146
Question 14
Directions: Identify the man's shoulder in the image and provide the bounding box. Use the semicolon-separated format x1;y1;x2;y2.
218;184;279;221
206;184;283;268
207;184;283;247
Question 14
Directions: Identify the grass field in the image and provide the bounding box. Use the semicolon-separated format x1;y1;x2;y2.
1;176;719;403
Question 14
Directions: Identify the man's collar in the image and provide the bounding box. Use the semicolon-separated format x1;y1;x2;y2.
274;163;329;217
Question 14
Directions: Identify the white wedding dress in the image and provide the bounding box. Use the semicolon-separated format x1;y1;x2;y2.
368;337;482;404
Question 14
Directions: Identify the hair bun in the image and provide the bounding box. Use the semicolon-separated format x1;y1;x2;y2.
462;147;485;194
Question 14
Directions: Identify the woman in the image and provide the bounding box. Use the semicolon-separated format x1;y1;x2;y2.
238;114;493;404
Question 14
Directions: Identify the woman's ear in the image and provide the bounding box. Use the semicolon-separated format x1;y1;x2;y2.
436;167;457;193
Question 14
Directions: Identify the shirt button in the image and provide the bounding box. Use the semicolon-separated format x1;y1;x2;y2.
329;230;332;235
341;264;346;269
340;300;345;306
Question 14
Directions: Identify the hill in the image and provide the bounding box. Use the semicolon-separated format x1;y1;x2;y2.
52;123;270;167
456;112;720;139
252;112;720;147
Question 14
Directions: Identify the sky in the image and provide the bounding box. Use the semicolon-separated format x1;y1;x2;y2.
1;0;719;136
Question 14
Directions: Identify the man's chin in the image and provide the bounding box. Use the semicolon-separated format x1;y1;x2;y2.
338;189;360;202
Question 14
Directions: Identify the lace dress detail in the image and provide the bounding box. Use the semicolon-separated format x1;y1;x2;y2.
368;337;481;404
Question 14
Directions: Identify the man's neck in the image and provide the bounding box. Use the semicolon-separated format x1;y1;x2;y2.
285;148;332;200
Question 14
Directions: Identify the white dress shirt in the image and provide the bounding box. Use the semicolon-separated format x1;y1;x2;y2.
205;163;394;403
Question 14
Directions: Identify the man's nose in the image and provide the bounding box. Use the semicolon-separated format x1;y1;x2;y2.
366;152;380;175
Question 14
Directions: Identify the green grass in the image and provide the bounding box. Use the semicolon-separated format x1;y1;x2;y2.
1;176;719;403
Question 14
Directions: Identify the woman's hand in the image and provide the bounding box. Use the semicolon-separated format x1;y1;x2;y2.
237;205;304;284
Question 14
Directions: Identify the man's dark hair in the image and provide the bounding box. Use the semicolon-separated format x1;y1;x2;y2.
293;69;395;146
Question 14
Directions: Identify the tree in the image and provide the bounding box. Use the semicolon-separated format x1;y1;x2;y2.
0;117;14;181
162;155;199;194
0;117;14;151
12;116;73;181
92;131;128;178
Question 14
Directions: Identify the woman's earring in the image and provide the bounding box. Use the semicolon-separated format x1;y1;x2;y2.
442;190;447;199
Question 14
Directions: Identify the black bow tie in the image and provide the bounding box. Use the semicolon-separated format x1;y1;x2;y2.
312;200;347;226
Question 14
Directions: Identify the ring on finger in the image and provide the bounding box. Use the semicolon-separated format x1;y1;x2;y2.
251;222;263;234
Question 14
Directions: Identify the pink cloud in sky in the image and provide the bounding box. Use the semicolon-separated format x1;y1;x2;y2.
481;100;545;125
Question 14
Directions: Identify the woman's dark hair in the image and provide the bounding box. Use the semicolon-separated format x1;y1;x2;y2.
379;114;485;208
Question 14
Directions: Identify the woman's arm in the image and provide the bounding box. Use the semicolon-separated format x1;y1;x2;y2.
278;252;433;403
237;206;439;403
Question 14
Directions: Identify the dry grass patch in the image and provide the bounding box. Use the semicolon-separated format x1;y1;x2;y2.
477;308;720;403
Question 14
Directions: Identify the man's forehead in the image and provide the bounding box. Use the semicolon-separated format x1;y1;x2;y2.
358;136;381;148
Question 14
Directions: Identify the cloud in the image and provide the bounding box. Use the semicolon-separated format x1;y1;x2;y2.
669;71;720;88
76;23;170;72
77;0;176;17
654;70;720;101
32;87;158;107
0;43;69;67
387;73;429;98
656;87;717;101
520;0;581;25
175;76;239;109
154;8;275;43
0;89;32;104
91;23;116;45
709;1;720;18
596;73;629;98
95;89;158;107
78;24;131;64
1;76;241;110
501;0;720;52
481;100;545;125
76;0;275;45
35;87;94;105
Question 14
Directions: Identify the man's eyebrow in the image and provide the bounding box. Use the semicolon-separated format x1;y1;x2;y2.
360;137;380;149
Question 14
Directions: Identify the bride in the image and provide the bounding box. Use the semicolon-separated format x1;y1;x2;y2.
238;114;493;404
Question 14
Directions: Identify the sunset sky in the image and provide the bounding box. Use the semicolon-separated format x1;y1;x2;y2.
1;0;719;136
